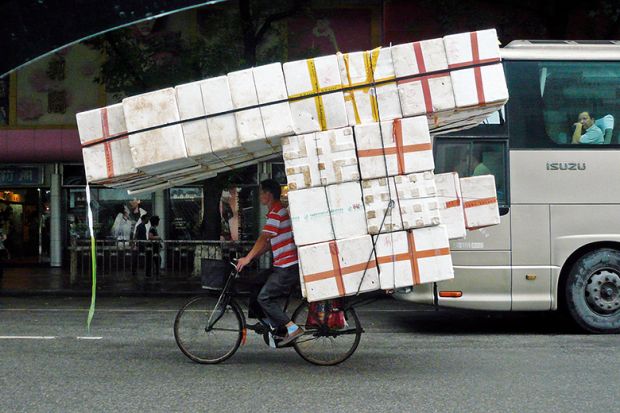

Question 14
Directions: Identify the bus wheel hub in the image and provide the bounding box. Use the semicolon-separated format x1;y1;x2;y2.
586;270;620;314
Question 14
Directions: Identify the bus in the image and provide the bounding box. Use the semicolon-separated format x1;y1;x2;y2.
397;40;620;334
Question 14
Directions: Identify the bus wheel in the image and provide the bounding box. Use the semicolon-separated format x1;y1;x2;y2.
566;248;620;333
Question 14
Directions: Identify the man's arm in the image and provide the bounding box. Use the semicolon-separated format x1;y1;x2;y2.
572;123;583;144
236;232;273;271
578;127;604;144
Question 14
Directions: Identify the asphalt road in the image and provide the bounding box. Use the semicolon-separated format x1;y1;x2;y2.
0;296;618;413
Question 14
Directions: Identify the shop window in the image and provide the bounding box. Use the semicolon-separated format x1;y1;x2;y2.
507;61;620;148
169;187;203;240
65;188;153;241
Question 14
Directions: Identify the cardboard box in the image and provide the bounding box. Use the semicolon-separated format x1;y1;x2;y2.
253;63;295;140
299;235;380;302
315;127;360;185
337;47;401;125
77;103;141;183
391;38;455;117
435;172;466;239
361;177;402;234
355;116;434;179
459;174;501;229
122;88;196;174
374;226;453;289
283;55;349;134
394;172;441;229
282;133;321;190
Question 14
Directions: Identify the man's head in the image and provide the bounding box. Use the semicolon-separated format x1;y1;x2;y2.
259;179;281;206
578;112;595;129
150;215;160;227
141;214;150;224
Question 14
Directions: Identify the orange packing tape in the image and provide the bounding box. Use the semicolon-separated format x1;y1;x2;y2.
303;241;378;297
463;196;497;209
445;199;461;208
396;42;451;114
376;231;451;286
447;32;501;105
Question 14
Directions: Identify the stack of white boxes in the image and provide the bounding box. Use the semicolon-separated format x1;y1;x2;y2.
77;29;509;301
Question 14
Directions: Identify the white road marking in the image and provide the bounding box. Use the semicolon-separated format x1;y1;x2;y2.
76;336;103;340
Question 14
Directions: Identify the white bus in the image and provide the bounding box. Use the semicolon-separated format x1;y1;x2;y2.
398;40;620;333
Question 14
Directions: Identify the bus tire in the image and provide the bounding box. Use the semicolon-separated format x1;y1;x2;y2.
565;248;620;333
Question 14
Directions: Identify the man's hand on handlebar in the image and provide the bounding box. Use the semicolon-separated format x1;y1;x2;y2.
236;256;252;272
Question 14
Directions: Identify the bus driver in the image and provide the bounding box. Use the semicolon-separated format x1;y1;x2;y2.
572;111;604;145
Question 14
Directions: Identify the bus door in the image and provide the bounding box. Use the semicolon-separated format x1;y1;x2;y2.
433;109;512;310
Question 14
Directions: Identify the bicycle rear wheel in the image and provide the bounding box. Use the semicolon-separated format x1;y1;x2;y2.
174;295;243;364
291;301;362;366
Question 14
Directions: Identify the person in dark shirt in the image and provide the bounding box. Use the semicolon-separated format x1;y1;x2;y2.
132;214;149;276
146;215;162;278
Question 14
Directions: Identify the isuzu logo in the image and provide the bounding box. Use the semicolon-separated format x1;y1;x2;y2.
546;162;586;171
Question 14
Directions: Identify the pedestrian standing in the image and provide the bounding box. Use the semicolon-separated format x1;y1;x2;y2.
132;214;149;277
145;215;162;278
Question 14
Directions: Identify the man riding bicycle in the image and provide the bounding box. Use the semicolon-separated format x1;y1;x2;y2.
235;179;304;345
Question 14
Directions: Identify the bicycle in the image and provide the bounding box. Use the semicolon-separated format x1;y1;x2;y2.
173;260;364;365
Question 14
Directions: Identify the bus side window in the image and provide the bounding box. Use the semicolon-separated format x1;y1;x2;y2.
434;139;509;211
507;61;620;148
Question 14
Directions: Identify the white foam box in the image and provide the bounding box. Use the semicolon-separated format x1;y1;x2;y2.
282;133;321;190
443;29;507;108
337;47;401;125
444;29;501;69
391;38;455;117
394;172;441;230
298;234;380;302
316;127;360;185
434;172;466;239
459;174;501;229
175;80;223;169
361;177;402;234
325;181;367;239
253;62;295;140
283;55;349;134
123;88;196;174
355;116;434;180
428;104;503;133
76;103;141;184
228;68;271;155
374;226;453;290
288;182;367;246
200;76;251;162
288;186;333;246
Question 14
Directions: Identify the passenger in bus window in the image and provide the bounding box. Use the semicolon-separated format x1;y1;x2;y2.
572;112;603;144
472;148;492;176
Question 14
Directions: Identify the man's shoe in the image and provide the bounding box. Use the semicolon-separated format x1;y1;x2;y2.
278;327;304;346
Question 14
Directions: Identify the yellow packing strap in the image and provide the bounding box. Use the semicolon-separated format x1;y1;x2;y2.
342;47;396;124
288;58;343;131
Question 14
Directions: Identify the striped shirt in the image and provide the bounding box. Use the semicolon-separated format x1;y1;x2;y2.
263;201;298;268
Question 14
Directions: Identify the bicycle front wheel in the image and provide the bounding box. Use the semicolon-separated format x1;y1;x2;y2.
292;301;362;366
174;295;244;364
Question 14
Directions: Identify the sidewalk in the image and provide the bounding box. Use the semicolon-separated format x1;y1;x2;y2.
0;266;203;297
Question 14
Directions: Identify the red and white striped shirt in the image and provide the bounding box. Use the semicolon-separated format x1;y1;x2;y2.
262;201;298;268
